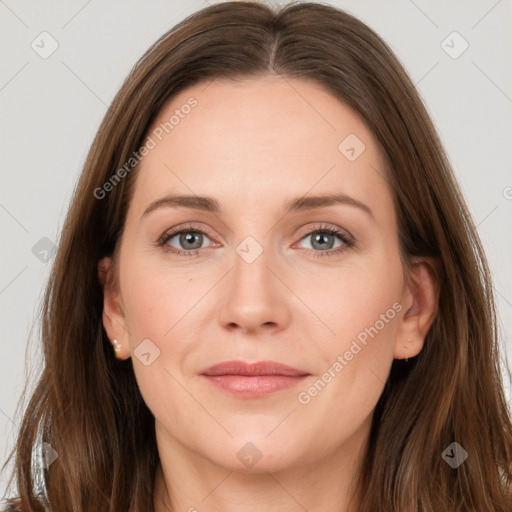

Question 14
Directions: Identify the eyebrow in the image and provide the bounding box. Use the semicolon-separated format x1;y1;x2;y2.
141;192;374;219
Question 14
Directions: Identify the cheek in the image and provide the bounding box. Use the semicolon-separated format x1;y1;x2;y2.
119;263;204;423
119;257;212;399
296;246;403;349
334;272;402;358
120;258;204;343
294;249;402;409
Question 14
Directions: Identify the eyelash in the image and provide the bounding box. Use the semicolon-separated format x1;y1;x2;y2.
156;223;355;258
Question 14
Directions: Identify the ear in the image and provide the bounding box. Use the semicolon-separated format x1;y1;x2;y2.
98;256;131;360
394;257;440;360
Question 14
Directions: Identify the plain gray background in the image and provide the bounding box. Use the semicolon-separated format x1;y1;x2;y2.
1;0;511;500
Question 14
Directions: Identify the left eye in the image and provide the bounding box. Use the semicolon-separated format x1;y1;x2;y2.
297;230;344;251
165;231;210;251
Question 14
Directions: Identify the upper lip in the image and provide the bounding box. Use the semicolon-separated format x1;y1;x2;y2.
201;360;309;377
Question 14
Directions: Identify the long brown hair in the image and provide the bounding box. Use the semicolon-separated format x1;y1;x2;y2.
2;2;511;510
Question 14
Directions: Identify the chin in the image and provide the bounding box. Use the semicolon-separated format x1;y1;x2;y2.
198;432;306;474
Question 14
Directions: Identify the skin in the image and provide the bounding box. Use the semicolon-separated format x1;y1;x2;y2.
99;74;438;512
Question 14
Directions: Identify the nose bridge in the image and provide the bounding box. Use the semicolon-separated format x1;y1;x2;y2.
231;233;276;298
217;232;291;332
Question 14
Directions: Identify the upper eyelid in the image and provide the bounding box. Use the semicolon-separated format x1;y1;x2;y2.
160;224;213;241
295;224;350;238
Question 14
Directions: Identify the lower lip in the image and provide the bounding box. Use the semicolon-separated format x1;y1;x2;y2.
202;374;309;397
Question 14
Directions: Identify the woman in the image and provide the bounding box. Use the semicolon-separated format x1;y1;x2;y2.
2;1;511;511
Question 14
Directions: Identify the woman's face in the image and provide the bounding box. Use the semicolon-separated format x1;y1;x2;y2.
101;74;434;473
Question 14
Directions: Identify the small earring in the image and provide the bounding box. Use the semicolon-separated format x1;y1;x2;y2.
112;339;122;357
405;338;412;362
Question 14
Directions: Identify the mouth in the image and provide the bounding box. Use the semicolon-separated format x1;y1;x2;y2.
200;360;310;398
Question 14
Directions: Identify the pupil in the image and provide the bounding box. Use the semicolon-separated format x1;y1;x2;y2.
313;233;333;250
181;232;201;249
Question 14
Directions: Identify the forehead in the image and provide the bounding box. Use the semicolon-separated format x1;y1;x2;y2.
130;74;392;220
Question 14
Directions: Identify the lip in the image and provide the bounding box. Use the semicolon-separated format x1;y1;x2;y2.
200;360;310;398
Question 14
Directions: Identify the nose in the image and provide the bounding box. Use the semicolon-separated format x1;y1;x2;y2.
217;239;292;335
